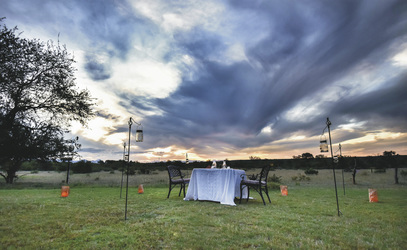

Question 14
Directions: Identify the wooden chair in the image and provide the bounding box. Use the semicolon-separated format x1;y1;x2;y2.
166;165;190;198
240;165;271;205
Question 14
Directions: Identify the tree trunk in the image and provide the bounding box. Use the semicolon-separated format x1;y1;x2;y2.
395;168;399;184
5;170;16;184
352;168;356;185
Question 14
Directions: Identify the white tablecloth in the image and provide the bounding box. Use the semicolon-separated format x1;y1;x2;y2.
184;168;247;206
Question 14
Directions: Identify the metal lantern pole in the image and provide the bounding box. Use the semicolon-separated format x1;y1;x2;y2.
66;158;71;184
339;144;345;195
327;117;341;216
65;136;79;185
120;142;126;198
125;117;143;221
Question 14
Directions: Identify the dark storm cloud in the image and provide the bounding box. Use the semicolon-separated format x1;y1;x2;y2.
2;0;407;159
138;0;407;154
81;147;105;154
333;74;407;132
75;1;157;80
84;56;112;81
96;109;121;121
1;0;156;81
243;0;406;130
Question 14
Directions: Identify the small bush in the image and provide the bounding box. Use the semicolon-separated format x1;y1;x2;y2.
138;169;151;175
374;168;386;173
400;170;407;178
268;174;282;183
292;173;310;181
126;168;136;175
268;182;281;190
304;168;319;175
71;160;92;173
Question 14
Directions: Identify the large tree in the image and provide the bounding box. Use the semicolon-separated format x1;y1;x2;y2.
0;19;95;183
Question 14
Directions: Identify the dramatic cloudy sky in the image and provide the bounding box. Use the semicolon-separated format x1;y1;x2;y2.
2;0;407;162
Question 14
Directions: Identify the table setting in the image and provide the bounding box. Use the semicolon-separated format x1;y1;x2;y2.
184;161;248;206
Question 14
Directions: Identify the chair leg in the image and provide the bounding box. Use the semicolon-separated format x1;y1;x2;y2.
259;189;266;205
183;183;186;197
246;187;250;203
167;183;172;198
239;184;243;204
264;186;271;203
178;185;183;196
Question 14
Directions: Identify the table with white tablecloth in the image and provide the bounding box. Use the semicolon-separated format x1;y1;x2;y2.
184;168;248;206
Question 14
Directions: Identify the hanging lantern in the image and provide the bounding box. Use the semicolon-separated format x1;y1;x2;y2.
135;125;143;142
320;135;329;153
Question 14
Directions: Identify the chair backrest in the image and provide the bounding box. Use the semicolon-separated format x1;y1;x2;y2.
259;165;270;183
167;165;182;180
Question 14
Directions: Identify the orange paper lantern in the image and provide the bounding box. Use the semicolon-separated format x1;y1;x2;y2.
280;185;288;196
138;184;144;194
369;189;378;202
61;186;70;197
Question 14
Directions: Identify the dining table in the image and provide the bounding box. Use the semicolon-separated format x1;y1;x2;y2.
184;168;248;206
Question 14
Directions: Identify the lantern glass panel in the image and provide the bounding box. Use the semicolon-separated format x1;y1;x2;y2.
320;143;328;152
135;129;143;142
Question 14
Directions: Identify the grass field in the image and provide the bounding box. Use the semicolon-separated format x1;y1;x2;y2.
1;169;406;249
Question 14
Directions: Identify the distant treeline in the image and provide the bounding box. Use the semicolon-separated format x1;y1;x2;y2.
20;155;407;174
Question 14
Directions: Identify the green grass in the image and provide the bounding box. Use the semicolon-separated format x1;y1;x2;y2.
1;183;406;249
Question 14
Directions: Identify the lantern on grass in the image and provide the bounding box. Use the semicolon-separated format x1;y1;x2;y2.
280;185;288;196
61;186;70;197
138;184;144;194
369;189;378;202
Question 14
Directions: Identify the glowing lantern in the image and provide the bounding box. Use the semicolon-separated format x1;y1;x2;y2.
135;125;143;142
61;186;70;197
320;135;329;153
369;189;378;202
138;184;144;194
280;185;288;196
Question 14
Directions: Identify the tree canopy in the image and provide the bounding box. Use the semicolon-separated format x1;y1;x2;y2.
0;19;95;183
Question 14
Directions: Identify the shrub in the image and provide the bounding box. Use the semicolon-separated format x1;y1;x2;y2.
292;173;310;181
304;168;319;175
138;169;151;175
400;170;407;178
268;182;281;190
374;168;386;173
268;174;282;183
71;160;92;173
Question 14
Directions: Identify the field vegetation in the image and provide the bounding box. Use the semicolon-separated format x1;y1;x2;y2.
1;169;406;249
